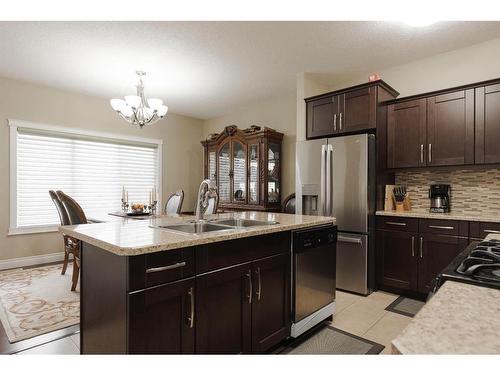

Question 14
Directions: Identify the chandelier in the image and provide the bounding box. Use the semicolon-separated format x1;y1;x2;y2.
110;71;168;127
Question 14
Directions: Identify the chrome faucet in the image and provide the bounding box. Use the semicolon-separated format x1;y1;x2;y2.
195;179;217;222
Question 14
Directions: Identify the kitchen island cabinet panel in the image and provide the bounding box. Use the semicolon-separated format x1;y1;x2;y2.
128;278;195;354
195;263;252;354
251;253;290;353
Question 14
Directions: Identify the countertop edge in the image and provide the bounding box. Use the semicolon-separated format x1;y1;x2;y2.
60;217;335;256
376;210;500;223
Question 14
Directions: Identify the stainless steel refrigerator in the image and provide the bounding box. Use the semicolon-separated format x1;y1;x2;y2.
296;133;376;295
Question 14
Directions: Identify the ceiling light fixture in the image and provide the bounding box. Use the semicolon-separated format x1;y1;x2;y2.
110;71;168;128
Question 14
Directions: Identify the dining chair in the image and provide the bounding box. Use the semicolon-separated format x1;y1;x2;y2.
164;190;184;214
49;191;74;275
56;191;88;291
282;193;296;214
205;192;219;215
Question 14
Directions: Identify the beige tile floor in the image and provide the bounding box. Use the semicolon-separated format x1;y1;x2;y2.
14;291;412;354
331;290;413;354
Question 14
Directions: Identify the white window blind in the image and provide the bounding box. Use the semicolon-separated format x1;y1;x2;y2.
15;126;159;228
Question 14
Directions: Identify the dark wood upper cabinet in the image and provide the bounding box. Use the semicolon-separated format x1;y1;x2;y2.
418;234;468;293
475;83;500;164
427;90;474;167
195;262;252;354
251;253;290;353
387;99;427;168
305;80;399;139
306;96;335;138
340;87;377;133
128;278;195;354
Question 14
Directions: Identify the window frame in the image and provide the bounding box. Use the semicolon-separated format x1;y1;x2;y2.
8;119;163;235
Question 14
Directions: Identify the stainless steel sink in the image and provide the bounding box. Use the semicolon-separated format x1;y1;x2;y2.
152;222;234;234
210;218;278;227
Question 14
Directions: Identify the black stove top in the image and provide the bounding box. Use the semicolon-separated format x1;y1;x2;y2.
435;239;500;291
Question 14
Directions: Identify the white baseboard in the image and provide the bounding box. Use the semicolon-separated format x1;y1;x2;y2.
0;252;68;271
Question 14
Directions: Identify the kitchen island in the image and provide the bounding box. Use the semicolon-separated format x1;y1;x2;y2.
60;211;335;354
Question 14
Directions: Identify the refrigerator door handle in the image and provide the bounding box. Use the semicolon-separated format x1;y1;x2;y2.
320;144;327;216
325;145;333;216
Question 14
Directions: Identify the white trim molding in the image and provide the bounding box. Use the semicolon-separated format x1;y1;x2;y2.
0;252;68;271
8;118;163;235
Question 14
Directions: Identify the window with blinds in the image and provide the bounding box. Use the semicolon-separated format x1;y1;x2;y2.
15;126;160;228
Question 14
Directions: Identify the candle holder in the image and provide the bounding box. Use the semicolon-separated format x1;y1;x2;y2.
148;200;158;215
121;199;129;213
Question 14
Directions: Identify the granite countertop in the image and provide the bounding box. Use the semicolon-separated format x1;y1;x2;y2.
391;280;500;354
60;211;335;256
376;209;500;223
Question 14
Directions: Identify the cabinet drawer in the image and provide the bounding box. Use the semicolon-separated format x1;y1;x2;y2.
419;219;468;237
377;216;418;232
469;221;500;239
196;231;290;274
128;247;195;291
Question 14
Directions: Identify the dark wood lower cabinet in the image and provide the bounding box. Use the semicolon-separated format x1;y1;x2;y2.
195;262;252;354
251;253;290;352
128;278;195;354
418;234;468;293
377;217;470;295
376;229;418;291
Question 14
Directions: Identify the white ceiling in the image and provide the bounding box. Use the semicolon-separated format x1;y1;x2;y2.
1;21;500;119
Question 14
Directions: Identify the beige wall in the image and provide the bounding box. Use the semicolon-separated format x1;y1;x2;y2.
327;37;500;97
0;76;204;262
202;95;296;201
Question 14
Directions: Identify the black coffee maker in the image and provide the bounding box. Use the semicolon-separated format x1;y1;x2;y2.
429;184;451;213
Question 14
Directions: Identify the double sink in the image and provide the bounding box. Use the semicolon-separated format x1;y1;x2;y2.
152;218;278;234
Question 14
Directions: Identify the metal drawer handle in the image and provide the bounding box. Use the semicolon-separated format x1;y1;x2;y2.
146;261;187;274
255;267;262;301
338;236;362;244
411;236;415;257
333;113;337;132
428;225;455;230
246;270;252;304
187;287;194;328
339;112;343;130
420;144;424;164
428;143;432;164
484;229;500;234
386;221;407;226
420;237;423;259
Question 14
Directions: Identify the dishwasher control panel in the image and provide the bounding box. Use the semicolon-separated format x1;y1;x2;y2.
294;225;337;252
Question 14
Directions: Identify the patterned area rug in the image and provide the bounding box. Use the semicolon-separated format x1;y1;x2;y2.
0;264;79;343
278;324;384;354
385;296;425;318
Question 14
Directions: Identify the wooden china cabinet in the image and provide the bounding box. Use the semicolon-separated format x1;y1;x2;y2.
201;125;284;212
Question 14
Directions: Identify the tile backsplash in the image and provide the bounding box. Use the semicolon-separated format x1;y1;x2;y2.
395;169;500;217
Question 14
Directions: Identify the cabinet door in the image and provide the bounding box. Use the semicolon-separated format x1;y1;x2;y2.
251;253;290;353
427;90;474;166
475;84;500;164
418;234;468;293
376;230;418;291
387;99;427;168
232;140;247;203
338;87;376;133
217;142;231;203
195;263;252;354
306;96;335;138
128;278;195;354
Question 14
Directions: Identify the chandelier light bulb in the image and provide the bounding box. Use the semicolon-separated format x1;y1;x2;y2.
110;71;168;128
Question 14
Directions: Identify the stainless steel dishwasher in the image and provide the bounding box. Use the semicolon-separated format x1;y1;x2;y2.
291;224;337;338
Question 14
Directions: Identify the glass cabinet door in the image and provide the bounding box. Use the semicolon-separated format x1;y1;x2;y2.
249;144;259;204
267;142;280;204
208;149;216;183
232;141;246;203
218;143;230;202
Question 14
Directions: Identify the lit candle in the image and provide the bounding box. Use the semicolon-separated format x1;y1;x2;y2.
122;186;125;201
